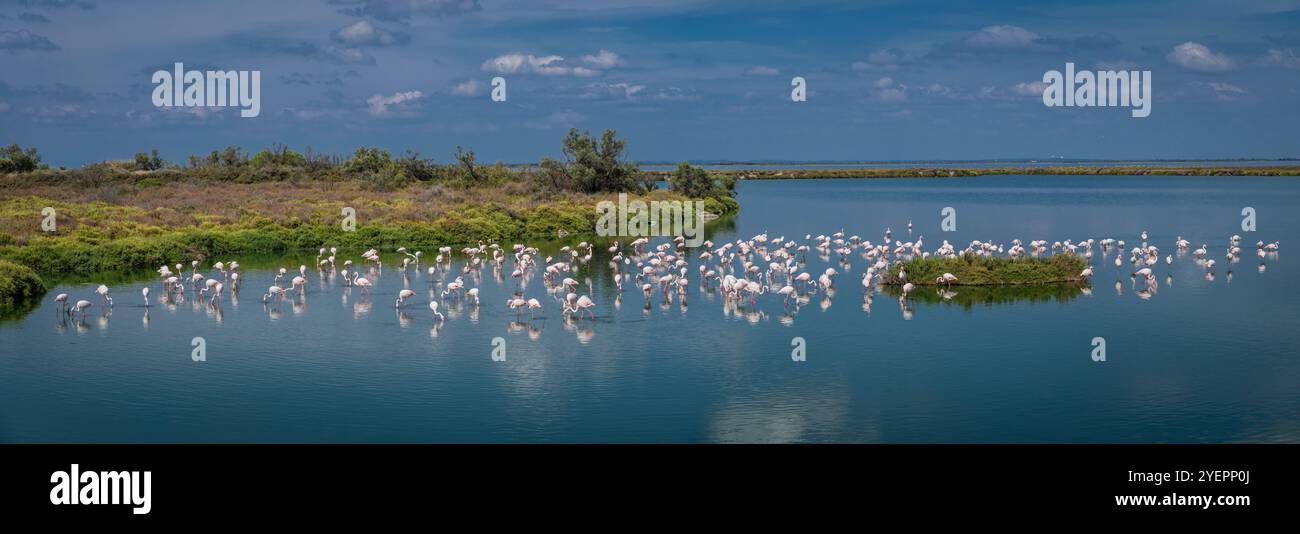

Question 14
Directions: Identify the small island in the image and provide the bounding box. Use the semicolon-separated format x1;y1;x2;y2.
882;254;1090;286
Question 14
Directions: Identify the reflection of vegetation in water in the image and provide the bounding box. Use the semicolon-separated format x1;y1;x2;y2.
884;254;1087;286
880;283;1084;309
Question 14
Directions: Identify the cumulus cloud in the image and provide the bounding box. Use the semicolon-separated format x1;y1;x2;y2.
481;52;616;77
746;66;779;76
1167;42;1235;72
451;79;484;97
367;90;425;116
330;20;410;46
0;29;59;51
331;0;481;23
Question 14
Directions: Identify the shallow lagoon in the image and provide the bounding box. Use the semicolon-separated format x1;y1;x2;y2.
2;174;1297;443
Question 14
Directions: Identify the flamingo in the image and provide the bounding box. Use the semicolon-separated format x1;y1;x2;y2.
507;297;527;318
72;299;92;318
54;293;68;313
527;298;544;318
96;284;112;307
354;276;373;293
263;286;286;303
208;282;224;305
395;289;416;308
142;286;150;307
429;300;445;323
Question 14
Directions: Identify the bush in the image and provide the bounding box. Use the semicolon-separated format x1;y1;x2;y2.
0;259;47;309
134;149;164;171
668;161;736;198
344;146;393;175
0;144;45;174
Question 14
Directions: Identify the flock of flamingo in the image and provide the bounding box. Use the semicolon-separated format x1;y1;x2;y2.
51;227;1281;331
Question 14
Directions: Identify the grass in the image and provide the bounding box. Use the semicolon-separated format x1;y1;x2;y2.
0;259;47;318
882;254;1089;286
642;165;1300;180
0;171;738;312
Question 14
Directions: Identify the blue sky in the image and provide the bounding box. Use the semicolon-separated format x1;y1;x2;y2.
1;0;1298;166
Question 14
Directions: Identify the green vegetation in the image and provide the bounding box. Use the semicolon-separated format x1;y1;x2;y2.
0;130;739;313
645;165;1300;181
538;129;653;193
883;254;1088;286
668;161;737;198
0;144;48;174
0;259;47;315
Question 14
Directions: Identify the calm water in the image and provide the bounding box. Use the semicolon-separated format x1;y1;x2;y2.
2;175;1298;443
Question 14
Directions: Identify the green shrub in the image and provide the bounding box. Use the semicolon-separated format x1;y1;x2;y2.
0;259;47;310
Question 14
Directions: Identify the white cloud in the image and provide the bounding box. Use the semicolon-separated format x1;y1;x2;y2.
1012;81;1048;96
367;90;425;116
1167;42;1235;72
961;25;1043;52
584;82;644;99
874;77;907;101
1204;81;1247;101
481;51;616;77
580;50;621;69
747;66;779;76
1262;48;1300;69
853;48;917;71
451;79;484;97
331;20;408;46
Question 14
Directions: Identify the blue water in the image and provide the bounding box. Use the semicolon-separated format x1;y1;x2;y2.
2;175;1297;443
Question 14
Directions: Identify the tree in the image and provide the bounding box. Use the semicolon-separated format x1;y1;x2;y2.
454;145;479;182
668;161;736;198
538;128;648;193
344;146;393;175
251;144;307;167
0;144;44;173
135;149;164;171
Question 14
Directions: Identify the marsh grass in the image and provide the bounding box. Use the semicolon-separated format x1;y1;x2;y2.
883;254;1089;286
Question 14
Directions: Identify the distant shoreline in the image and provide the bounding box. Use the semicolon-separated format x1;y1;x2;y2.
644;166;1300;180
